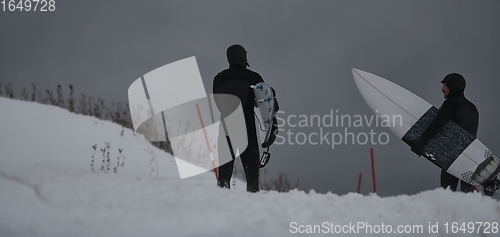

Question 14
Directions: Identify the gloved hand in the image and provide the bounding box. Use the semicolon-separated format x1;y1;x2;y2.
411;139;425;157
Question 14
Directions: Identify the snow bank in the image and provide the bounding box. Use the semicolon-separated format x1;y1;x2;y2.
1;97;499;237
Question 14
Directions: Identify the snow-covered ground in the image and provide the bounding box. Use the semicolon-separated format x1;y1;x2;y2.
1;97;499;237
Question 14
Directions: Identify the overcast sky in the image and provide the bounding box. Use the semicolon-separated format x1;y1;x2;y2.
2;0;500;196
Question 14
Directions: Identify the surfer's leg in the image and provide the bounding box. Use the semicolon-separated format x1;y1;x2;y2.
441;170;459;191
459;180;475;193
217;159;234;189
240;112;260;192
240;148;260;192
217;132;234;189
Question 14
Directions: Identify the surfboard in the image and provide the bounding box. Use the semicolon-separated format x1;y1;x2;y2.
251;82;278;168
251;82;275;143
352;68;500;194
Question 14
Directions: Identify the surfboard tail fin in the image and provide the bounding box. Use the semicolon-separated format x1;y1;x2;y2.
472;155;500;185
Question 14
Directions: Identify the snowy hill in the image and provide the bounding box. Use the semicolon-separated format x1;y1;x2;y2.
1;97;499;237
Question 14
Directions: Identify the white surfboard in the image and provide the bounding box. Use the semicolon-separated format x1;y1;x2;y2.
251;82;277;168
352;68;499;193
251;82;275;143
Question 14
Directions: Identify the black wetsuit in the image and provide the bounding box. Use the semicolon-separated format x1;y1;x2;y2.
412;73;479;192
213;45;264;192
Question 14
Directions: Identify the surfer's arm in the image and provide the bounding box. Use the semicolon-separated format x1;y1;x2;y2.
419;99;456;143
411;99;456;155
419;99;456;144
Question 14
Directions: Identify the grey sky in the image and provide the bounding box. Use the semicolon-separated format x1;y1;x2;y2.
1;0;500;196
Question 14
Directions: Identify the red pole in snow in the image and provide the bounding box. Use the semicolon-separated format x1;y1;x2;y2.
357;173;362;194
370;148;377;193
195;103;219;180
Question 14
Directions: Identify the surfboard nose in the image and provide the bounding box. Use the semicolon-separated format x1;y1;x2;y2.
351;68;365;89
351;68;433;138
352;68;361;79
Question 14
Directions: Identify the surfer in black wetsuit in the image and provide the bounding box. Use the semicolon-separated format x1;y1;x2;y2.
411;73;479;193
213;45;264;192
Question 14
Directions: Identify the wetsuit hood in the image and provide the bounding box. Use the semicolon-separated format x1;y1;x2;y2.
226;44;248;68
441;73;466;98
